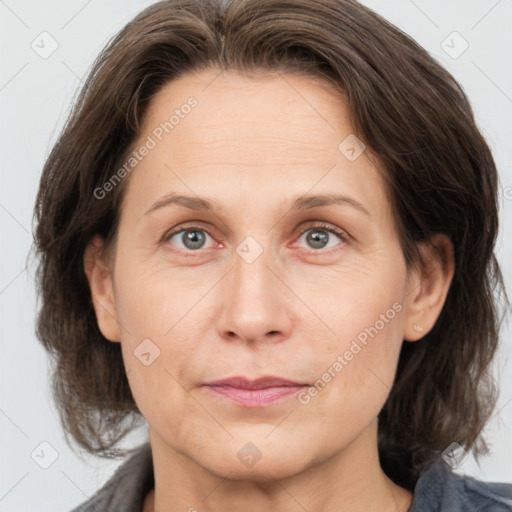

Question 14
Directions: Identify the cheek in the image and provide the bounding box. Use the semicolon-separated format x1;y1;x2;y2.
113;268;205;441
115;289;206;391
111;261;204;402
113;254;213;344
305;260;406;411
298;307;404;450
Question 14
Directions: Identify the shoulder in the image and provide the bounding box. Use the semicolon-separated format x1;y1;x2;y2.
410;458;512;511
69;442;154;512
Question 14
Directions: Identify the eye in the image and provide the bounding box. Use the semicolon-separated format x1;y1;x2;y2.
294;222;349;252
161;221;349;255
164;227;216;252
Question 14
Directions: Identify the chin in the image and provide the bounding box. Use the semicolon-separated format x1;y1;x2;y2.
195;441;313;482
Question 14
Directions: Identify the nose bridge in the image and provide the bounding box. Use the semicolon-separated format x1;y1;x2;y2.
231;241;276;316
218;238;291;343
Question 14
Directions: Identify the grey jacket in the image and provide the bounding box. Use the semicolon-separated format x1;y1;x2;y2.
71;442;512;511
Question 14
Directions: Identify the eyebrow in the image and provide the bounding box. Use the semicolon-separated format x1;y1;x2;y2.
144;192;370;217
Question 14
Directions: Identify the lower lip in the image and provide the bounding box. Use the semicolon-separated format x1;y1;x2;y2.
204;385;306;407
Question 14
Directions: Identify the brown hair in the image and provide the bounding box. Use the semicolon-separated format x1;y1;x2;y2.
33;0;507;489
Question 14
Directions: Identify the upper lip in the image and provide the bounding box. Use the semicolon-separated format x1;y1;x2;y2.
203;376;308;389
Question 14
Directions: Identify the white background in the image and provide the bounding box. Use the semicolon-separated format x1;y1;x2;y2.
0;1;511;510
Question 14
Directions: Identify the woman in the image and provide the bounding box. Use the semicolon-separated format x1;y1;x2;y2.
33;0;512;510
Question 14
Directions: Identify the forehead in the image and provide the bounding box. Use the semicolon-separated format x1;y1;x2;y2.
121;68;392;224
142;68;350;153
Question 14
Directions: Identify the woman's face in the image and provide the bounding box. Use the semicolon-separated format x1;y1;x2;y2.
90;68;432;479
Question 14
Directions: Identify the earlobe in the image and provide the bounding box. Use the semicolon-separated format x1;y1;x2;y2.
83;235;121;342
403;234;455;342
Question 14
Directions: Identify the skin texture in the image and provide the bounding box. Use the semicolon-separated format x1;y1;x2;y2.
84;68;454;512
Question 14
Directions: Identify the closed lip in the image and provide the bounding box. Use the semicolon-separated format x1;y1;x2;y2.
203;376;308;389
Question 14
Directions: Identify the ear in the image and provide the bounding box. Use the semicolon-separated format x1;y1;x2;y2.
402;234;455;342
83;235;121;342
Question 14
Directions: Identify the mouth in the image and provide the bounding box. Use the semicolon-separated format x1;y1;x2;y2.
201;376;309;408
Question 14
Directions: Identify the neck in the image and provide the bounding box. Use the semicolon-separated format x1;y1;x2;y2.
144;421;412;512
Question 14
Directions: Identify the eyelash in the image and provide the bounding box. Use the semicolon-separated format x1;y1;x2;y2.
161;221;350;255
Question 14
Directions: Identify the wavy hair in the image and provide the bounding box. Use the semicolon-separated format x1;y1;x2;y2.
33;0;507;489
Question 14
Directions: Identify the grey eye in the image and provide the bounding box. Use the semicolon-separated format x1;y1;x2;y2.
170;229;212;250
298;229;341;250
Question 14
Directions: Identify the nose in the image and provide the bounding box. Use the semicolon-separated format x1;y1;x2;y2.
216;246;293;346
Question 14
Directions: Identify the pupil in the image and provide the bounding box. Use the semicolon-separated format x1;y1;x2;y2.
183;230;205;250
308;230;328;249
